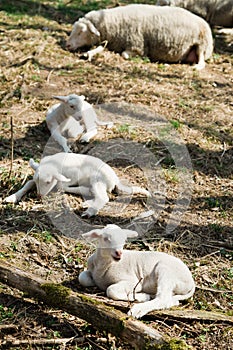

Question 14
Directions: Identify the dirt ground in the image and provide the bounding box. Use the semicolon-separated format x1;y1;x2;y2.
0;1;232;349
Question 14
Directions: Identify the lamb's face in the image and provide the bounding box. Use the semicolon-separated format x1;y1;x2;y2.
33;168;58;197
100;231;128;261
66;20;99;51
64;94;84;116
33;164;70;197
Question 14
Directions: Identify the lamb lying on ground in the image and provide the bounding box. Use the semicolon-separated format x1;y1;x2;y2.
46;94;113;152
79;224;195;318
156;0;233;28
4;153;150;217
66;4;213;69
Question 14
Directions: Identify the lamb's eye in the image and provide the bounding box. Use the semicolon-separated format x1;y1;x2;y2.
70;105;75;109
104;237;110;242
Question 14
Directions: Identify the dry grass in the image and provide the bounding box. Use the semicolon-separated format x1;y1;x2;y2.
0;1;233;349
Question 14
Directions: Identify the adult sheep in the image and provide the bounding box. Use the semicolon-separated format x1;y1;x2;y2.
156;0;233;28
66;4;213;70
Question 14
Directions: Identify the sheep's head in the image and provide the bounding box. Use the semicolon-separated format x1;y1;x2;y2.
33;164;71;197
53;94;85;117
66;18;100;51
82;224;138;261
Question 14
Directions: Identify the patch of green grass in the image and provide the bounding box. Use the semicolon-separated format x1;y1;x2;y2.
0;304;14;322
195;300;209;311
205;197;221;209
117;123;130;133
170;119;181;130
163;167;180;183
31;74;42;82
10;241;18;252
41;230;53;243
162;155;176;167
129;56;150;63
157;63;166;70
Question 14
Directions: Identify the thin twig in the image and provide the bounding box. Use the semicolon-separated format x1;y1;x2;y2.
220;142;227;159
1;336;85;347
8;116;14;179
0;324;18;332
196;285;233;294
133;277;143;301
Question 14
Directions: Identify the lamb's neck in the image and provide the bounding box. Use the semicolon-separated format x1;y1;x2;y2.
96;248;115;264
59;104;70;118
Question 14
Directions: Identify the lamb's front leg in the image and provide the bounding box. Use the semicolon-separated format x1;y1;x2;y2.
82;181;109;217
4;180;35;203
79;270;96;287
129;296;179;319
106;281;151;302
51;128;71;152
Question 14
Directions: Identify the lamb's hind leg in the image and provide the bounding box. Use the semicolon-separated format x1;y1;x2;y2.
129;265;177;318
64;117;83;138
82;181;109;217
107;281;150;302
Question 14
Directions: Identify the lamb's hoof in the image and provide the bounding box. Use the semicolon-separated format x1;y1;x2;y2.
107;122;114;129
81;207;97;217
4;194;18;204
80;138;90;143
128;304;146;319
81;200;92;208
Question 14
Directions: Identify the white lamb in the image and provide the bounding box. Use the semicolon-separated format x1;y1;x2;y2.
156;0;233;28
46;94;113;152
66;4;213;69
4;153;150;217
79;224;195;318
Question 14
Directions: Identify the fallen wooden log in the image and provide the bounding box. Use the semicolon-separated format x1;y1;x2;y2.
88;294;233;325
0;261;170;350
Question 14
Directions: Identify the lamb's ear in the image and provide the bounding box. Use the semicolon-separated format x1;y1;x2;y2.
54;173;71;182
123;230;138;239
82;229;103;240
53;95;69;103
80;95;85;101
86;21;100;37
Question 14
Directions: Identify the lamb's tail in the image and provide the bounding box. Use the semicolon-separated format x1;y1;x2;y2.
95;118;113;128
29;158;40;170
173;283;196;302
116;182;151;197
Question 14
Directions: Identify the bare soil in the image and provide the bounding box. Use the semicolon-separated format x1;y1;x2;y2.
0;1;232;349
